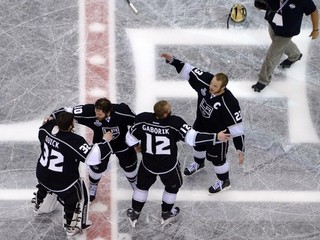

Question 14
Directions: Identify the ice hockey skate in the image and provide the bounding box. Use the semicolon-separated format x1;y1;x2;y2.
127;208;140;228
161;207;180;226
208;179;231;194
184;162;205;176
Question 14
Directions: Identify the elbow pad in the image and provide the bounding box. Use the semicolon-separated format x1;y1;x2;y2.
126;132;139;147
228;123;244;137
185;129;197;146
86;144;102;166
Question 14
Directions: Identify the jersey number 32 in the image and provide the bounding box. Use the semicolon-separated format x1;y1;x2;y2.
40;143;64;172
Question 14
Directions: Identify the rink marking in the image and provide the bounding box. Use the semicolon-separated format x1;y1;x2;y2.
1;29;318;143
117;189;320;203
2;189;320;203
127;28;319;143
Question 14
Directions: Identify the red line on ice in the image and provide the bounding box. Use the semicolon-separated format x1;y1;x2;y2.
85;0;111;239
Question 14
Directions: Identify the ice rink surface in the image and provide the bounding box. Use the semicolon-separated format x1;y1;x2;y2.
0;0;320;239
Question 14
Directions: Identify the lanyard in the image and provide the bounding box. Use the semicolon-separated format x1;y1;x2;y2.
277;0;289;13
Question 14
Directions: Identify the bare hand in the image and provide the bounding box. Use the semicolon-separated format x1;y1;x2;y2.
237;150;244;165
309;30;319;40
134;144;141;153
160;53;174;63
103;131;113;142
217;130;231;142
42;116;53;125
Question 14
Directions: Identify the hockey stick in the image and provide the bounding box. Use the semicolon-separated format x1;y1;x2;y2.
126;0;138;14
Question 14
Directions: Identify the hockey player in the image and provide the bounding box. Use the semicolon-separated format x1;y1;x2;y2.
126;100;231;227
51;98;138;201
33;112;113;236
160;53;245;194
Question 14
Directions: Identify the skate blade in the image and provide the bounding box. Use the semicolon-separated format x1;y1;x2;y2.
208;185;231;195
128;217;137;228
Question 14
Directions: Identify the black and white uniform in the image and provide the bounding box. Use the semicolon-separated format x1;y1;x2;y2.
36;119;112;224
126;112;219;213
52;103;138;184
169;58;245;181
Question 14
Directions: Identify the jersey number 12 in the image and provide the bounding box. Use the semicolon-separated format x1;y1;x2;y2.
145;133;171;155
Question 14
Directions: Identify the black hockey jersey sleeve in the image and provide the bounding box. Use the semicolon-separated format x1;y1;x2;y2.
169;57;214;91
166;115;220;147
72;104;96;123
114;103;136;126
186;129;219;146
50;105;96;122
50;107;66;119
220;94;245;153
38;118;57;140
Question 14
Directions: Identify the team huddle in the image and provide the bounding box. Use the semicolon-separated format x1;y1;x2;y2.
32;52;246;235
29;0;320;236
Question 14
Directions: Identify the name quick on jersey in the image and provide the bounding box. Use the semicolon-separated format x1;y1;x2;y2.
142;125;169;134
45;136;60;148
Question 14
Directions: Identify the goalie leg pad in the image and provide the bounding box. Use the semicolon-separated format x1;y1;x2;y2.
62;178;91;236
59;179;82;236
79;178;91;229
63;206;81;236
38;192;59;214
64;178;91;234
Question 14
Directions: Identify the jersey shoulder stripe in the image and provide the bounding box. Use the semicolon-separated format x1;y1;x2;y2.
40;128;87;161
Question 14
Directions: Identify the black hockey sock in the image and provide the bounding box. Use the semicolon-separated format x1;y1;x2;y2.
132;199;145;213
217;172;229;181
161;202;174;213
194;157;205;165
89;176;100;184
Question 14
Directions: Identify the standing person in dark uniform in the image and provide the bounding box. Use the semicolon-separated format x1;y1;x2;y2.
252;0;318;92
51;98;138;201
160;53;245;194
33;112;113;236
125;100;231;227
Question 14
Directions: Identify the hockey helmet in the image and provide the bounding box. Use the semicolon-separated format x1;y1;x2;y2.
230;4;247;23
